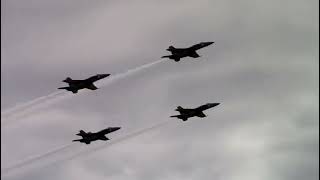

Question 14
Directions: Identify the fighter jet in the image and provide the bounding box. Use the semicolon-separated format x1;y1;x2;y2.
73;127;121;144
58;74;110;93
161;42;214;62
170;103;220;121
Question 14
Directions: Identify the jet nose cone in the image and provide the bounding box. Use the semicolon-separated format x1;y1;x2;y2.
112;127;121;131
97;74;110;78
202;42;214;46
207;103;220;107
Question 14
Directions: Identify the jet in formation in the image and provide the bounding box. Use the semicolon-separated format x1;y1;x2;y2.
73;127;121;144
170;103;220;121
161;42;214;62
58;74;110;93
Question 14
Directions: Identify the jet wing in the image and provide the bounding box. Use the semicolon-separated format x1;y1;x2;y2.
71;89;79;93
162;55;181;62
170;115;190;121
99;136;110;141
73;139;91;144
86;84;98;90
58;86;79;93
188;51;200;58
196;111;206;117
173;57;181;62
167;55;181;62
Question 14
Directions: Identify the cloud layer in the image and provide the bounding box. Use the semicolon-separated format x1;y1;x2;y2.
2;0;318;180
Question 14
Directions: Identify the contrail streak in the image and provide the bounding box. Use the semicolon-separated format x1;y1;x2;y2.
1;120;171;177
1;59;166;126
1;144;73;175
96;59;165;87
1;92;70;126
1;91;63;118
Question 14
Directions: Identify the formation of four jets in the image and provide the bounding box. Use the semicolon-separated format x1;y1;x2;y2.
57;42;219;144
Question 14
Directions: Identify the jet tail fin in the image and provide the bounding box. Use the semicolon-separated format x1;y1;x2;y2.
176;106;184;111
76;130;87;136
168;46;176;51
63;77;72;83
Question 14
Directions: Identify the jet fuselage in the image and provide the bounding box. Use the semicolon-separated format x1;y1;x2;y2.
59;74;110;93
162;42;214;62
73;127;121;144
171;103;220;121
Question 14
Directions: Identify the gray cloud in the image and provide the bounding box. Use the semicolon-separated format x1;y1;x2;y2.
2;0;318;180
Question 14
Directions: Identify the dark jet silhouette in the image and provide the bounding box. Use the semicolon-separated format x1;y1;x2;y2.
58;74;110;93
73;127;121;144
162;42;214;62
170;103;220;121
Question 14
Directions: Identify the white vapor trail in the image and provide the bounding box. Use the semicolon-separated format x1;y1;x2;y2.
1;91;63;118
1;144;73;175
96;59;165;87
1;92;70;126
1;59;166;126
1;120;172;177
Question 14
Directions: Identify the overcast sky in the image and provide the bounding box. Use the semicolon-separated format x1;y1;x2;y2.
1;0;319;180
